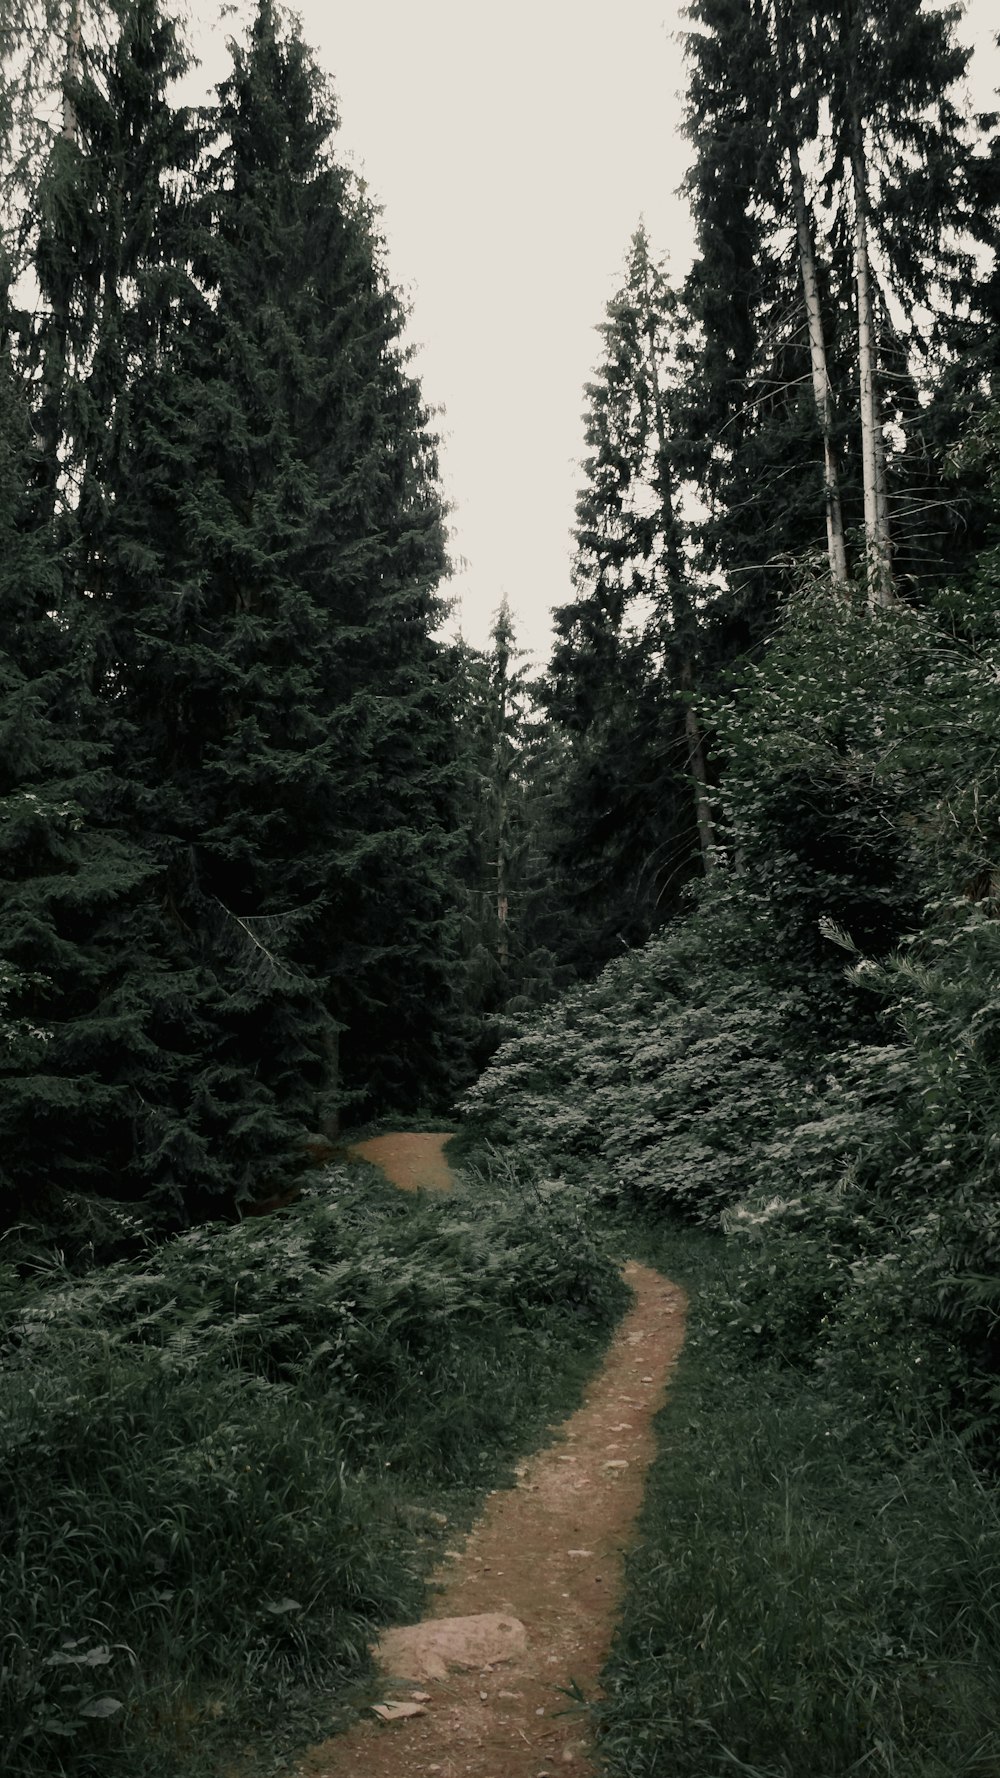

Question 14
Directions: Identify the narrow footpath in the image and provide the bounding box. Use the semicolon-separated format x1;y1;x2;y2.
301;1133;687;1778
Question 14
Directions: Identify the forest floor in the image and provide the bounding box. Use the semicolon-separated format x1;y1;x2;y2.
298;1132;686;1778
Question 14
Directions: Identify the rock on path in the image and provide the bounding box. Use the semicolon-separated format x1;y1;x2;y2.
298;1259;687;1778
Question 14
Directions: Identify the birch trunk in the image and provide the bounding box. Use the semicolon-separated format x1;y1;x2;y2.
788;147;849;585
62;2;83;143
772;0;849;586
850;120;894;606
37;3;85;523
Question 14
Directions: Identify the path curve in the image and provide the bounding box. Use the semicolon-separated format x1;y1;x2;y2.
347;1131;457;1194
299;1258;686;1778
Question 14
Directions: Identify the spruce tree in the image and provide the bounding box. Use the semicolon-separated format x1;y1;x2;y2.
0;1;196;1225
682;0;993;610
99;0;462;1169
455;603;561;1051
682;0;815;638
0;284;157;1224
543;228;710;973
2;0;463;1222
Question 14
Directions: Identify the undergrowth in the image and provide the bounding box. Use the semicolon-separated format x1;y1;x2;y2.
0;1154;626;1778
598;1221;1000;1778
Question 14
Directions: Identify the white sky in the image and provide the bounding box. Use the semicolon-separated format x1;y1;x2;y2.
184;0;1000;665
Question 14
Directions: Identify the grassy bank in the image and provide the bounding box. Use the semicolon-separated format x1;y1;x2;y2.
0;1155;627;1778
598;1222;1000;1778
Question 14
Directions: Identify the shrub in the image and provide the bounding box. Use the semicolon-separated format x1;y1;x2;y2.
0;1161;626;1776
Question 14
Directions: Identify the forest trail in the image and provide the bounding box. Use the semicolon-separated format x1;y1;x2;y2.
347;1131;457;1194
299;1144;687;1778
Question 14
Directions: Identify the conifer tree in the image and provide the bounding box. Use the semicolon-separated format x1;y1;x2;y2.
0;281;157;1223
682;0;813;636
454;602;564;1048
682;0;993;610
2;0;463;1221
0;0;200;1224
98;0;462;1161
544;228;710;972
461;604;530;978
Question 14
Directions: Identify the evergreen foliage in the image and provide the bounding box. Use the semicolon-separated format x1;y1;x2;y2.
542;228;712;974
0;273;155;1221
464;568;1000;1439
2;0;464;1223
681;0;993;607
455;602;562;1056
5;1;1000;1772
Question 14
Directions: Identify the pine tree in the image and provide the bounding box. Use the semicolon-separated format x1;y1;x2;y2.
97;0;463;1166
454;602;564;1052
2;0;464;1222
543;228;710;973
682;0;815;638
0;278;157;1224
682;0;993;611
0;1;200;1225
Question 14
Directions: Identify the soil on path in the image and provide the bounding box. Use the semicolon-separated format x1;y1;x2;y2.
299;1236;687;1778
347;1131;457;1195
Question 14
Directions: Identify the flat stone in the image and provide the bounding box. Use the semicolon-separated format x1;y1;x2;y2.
370;1700;426;1722
375;1613;528;1683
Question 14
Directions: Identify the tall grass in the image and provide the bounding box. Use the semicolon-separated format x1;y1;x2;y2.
1;1158;627;1777
598;1224;1000;1778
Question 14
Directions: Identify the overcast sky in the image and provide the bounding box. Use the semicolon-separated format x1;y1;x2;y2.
186;0;1000;664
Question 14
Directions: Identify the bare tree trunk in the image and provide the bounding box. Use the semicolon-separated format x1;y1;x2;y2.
37;3;84;523
788;147;850;584
62;1;83;143
772;0;849;586
850;120;893;607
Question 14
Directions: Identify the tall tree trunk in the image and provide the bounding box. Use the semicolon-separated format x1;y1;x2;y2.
37;2;84;522
62;1;83;142
494;657;511;966
772;0;849;586
496;795;509;966
790;150;849;585
642;296;715;877
850;118;893;607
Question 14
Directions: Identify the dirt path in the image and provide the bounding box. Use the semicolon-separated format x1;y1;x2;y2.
347;1131;457;1194
298;1256;687;1778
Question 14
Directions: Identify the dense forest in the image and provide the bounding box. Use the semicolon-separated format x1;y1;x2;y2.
3;1;1000;1775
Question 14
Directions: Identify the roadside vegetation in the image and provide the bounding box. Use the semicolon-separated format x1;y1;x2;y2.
0;1154;626;1778
459;584;1000;1774
599;1227;1000;1778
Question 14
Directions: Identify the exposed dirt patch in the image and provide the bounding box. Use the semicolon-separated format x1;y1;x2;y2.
347;1131;457;1195
299;1259;687;1778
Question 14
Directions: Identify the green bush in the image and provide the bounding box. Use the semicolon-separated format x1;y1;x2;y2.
460;905;804;1222
0;1161;626;1777
598;1231;1000;1778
